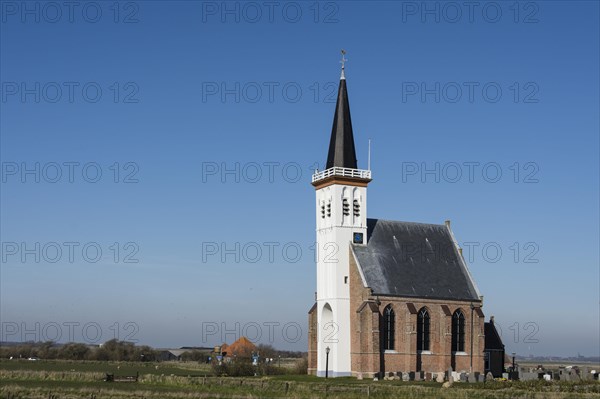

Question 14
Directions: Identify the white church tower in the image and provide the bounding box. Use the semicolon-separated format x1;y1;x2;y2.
311;53;371;377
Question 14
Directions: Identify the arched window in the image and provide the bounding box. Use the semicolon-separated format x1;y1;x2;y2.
342;198;350;216
451;310;465;352
383;305;395;350
417;308;430;351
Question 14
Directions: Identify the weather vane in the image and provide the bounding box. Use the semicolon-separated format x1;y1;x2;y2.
340;49;347;70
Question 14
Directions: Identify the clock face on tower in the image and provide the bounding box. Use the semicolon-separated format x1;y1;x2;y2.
353;232;364;244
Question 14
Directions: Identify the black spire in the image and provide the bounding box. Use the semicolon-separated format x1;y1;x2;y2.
325;71;358;170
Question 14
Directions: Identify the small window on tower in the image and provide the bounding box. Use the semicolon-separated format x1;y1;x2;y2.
321;204;325;219
327;202;331;217
344;276;348;284
342;198;350;216
353;232;364;244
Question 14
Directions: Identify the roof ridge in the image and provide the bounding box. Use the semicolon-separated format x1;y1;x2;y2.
367;218;446;227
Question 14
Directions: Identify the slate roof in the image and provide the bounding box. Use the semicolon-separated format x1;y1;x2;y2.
351;219;480;301
325;78;358;169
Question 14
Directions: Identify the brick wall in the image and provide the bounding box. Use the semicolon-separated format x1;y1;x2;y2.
348;248;485;376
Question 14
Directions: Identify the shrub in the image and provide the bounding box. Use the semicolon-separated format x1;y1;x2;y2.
294;357;308;375
212;359;257;377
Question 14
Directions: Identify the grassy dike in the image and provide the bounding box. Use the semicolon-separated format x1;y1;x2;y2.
1;360;599;399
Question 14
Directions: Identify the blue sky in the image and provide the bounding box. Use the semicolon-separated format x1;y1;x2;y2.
1;1;598;357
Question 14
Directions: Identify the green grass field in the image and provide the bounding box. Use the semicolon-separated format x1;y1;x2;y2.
0;359;213;376
1;359;598;399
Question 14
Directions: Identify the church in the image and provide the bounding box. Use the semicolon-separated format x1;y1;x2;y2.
307;57;503;379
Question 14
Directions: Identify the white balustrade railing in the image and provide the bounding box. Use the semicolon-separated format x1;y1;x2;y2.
312;167;372;183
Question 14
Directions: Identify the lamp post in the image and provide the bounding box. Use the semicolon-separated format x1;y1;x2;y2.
512;352;516;380
325;346;330;379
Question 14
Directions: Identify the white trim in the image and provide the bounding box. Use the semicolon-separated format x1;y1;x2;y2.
418;350;432;355
384;350;398;354
452;351;468;356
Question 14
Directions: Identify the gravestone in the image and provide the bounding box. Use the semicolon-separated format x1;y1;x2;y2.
402;372;410;381
408;371;415;381
563;371;572;381
436;372;445;383
572;370;580;380
485;372;494;382
520;372;537;381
